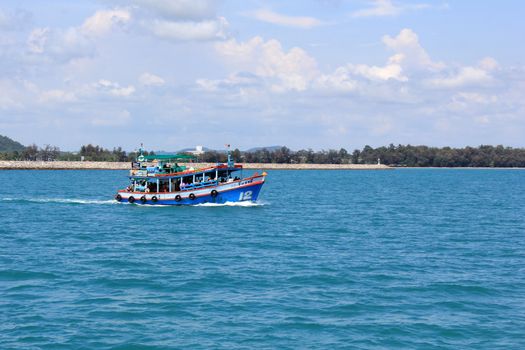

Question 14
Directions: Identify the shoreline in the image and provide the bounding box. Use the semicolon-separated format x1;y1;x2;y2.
0;160;392;170
1;161;524;170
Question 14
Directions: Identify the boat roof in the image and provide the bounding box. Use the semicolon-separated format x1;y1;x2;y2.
142;154;196;161
129;163;243;180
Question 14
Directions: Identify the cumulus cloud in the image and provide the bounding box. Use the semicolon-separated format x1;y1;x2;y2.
382;28;444;71
139;72;165;86
347;59;407;81
122;0;229;41
428;57;499;89
351;0;431;18
215;36;318;91
196;72;262;92
248;9;323;28
26;8;131;62
26;26;95;62
95;79;135;96
27;27;50;54
448;92;498;111
428;66;493;88
213;35;402;94
147;17;228;41
38;89;77;103
81;8;131;36
478;57;499;71
352;0;402;17
130;0;216;20
316;67;358;92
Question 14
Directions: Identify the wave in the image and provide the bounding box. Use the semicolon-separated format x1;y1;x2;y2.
1;197;268;207
1;197;119;205
194;201;268;207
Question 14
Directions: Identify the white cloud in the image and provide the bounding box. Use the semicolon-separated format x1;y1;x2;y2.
125;0;228;42
196;72;262;93
382;28;444;70
454;92;498;105
316;67;358;92
131;0;216;20
95;79;135;96
196;78;219;91
428;66;493;88
215;36;318;91
147;17;228;41
26;8;130;62
352;0;402;17
139;72;165;86
27;27;49;54
447;92;498;111
81;9;131;36
351;0;432;18
39;89;77;103
26;26;94;62
248;9;323;28
347;61;407;81
478;57;499;71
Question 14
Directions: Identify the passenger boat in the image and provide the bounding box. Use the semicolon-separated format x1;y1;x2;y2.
114;148;266;205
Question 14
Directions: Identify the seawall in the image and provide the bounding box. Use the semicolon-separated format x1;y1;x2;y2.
0;161;392;170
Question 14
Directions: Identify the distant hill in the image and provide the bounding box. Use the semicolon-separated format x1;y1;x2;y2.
245;146;284;152
0;135;25;152
157;146;286;154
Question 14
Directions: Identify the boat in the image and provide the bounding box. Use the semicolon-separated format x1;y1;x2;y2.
114;147;267;205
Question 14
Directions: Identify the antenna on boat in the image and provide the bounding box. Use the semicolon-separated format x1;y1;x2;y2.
226;144;234;167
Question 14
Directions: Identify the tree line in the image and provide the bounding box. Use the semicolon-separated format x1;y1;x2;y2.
198;144;525;167
1;143;525;167
0;144;154;162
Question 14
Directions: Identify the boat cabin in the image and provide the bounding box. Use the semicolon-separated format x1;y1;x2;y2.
127;153;243;194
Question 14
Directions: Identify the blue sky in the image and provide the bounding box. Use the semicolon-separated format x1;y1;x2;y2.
0;0;524;151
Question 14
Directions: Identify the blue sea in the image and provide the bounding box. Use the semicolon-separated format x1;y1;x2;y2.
1;169;524;349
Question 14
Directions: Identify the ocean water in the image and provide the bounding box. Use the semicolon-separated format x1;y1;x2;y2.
1;169;524;349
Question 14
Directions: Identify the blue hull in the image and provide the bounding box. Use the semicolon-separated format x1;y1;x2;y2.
124;182;264;206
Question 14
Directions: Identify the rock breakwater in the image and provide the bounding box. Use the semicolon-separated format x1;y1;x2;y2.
0;160;392;170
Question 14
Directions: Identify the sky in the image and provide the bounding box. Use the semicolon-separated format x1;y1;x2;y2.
0;0;524;151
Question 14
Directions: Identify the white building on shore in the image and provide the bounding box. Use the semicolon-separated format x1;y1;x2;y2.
188;145;205;156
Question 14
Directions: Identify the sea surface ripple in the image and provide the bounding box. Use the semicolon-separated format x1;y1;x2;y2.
1;169;524;349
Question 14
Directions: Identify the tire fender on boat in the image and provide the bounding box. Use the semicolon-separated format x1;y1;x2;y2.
189;193;196;200
128;196;135;203
152;196;158;203
175;195;182;202
115;194;122;201
210;190;218;198
140;196;147;203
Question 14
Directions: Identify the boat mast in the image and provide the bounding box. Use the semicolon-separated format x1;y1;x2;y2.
226;144;234;167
